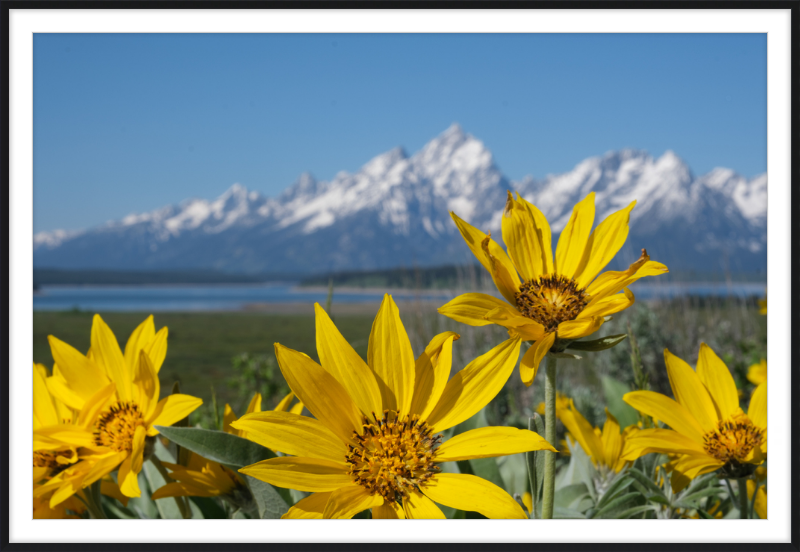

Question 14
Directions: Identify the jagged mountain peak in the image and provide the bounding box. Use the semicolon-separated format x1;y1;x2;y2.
33;125;766;274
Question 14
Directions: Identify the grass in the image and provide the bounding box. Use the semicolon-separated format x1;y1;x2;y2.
33;310;375;406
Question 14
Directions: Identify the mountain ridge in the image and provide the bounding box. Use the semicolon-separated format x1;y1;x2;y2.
34;124;767;275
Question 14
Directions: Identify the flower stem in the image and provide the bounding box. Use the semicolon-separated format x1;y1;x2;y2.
738;478;749;519
82;480;107;519
541;354;558;520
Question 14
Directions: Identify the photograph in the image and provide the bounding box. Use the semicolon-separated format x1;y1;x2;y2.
28;30;771;524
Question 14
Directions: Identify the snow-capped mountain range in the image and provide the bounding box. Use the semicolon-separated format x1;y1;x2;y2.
33;124;767;275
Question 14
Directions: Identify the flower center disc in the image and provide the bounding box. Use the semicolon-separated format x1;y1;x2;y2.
33;450;74;470
94;402;146;453
515;275;590;332
703;413;764;463
345;410;441;503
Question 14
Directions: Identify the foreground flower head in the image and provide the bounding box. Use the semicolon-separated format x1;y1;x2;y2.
36;315;203;498
234;296;555;519
622;344;767;490
152;392;302;502
556;399;636;475
439;192;668;385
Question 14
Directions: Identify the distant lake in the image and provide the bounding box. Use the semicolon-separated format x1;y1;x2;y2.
32;282;767;312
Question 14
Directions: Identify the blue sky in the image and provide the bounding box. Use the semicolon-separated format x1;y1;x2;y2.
34;33;766;233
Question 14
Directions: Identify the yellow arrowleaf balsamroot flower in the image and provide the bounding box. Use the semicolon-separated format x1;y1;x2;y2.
233;296;555;519
622;344;767;491
747;359;767;386
151;392;303;502
556;400;637;475
439;192;668;385
36;315;203;499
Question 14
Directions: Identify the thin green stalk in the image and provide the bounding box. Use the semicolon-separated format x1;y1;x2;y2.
541;354;558;520
82;480;107;519
526;417;538;519
738;478;749;519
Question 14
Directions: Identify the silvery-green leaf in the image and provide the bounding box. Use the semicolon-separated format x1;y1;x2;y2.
567;334;627;352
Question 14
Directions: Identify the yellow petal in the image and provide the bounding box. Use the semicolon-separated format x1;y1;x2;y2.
129;425;146;477
403;489;445;519
240;457;352;492
33;364;60;428
222;404;237;435
747;480;767;519
748;382;767;430
315;303;382;416
34;425;95;450
91;314;132;402
272;392;294;413
579;288;635;319
481;233;522;304
558;402;604;464
516;193;554;274
557;316;604;340
586;250;668;302
101;479;129;507
80;451;128;488
45;371;86;411
668;453;722;492
502;191;548;281
76;382;116;429
151;482;204;500
519;333;555;387
555;192;595;279
274;343;363;444
409;332;458;418
118;454;141;498
620;428;709;461
575;201;636;287
373;500;406;519
367;295;415;414
438;293;517;327
696;343;740;420
623;390;705;443
747;359;767;385
664;349;718;432
281;492;331;519
421;473;526;519
245;393;263;415
47;335;109;401
149;394;203;432
134;350;159;419
231;411;347;463
323;485;383;519
600;409;622;470
426;337;522;432
450;211;521;299
124;315;155;370
436;426;555;462
289;402;304;416
142;326;168;374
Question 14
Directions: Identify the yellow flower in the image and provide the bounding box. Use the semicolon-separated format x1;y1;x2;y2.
759;296;767;315
747;359;767;386
622;344;767;491
233;296;555;519
556;399;636;474
535;392;570;416
151;392;303;501
439;192;668;385
36;315;203;498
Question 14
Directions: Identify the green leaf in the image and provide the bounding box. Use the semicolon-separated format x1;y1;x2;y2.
591;493;644;519
628;467;667;499
612;504;658;519
548;351;582;360
597;473;635;508
567;334;627;352
601;376;639;429
155;426;275;470
189;497;228;519
143;439;187;519
127;472;159;519
554;483;590;511
674;486;726;509
244;475;289;519
553;506;586;519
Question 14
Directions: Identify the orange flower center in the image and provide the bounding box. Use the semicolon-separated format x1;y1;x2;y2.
703;413;764;464
515;275;590;332
33;449;74;470
345;410;441;504
94;402;146;453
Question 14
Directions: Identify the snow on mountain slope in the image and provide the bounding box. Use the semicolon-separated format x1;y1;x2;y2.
33;124;766;274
